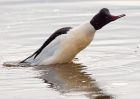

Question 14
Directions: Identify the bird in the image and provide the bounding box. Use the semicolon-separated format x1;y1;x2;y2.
20;8;125;66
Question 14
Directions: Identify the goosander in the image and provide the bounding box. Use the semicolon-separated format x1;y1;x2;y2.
21;8;125;65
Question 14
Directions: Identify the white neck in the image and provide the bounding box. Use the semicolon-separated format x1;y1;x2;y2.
71;22;96;38
66;22;96;51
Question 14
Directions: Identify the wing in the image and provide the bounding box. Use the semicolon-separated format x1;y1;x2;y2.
21;27;72;63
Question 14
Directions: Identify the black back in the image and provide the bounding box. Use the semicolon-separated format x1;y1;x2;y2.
21;27;72;63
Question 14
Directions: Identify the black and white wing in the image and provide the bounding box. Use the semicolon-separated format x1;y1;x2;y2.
21;27;72;63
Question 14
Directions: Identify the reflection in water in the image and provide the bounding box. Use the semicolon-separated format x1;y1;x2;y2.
35;63;112;99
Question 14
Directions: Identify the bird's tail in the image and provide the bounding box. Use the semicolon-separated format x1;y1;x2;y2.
20;50;38;63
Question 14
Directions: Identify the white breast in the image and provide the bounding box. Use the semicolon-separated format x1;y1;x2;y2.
70;22;96;49
23;22;96;65
38;22;96;65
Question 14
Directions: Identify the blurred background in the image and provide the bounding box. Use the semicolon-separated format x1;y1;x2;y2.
0;0;140;99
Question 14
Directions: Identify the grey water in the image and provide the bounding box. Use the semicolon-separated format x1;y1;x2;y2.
0;0;140;99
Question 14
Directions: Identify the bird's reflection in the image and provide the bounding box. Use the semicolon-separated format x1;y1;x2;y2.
34;63;112;99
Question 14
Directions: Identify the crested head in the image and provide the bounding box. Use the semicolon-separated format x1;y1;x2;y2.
90;8;125;30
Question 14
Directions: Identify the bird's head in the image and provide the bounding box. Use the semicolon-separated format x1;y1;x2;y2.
90;8;125;30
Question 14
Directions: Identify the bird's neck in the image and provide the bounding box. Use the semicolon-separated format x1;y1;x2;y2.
73;22;96;35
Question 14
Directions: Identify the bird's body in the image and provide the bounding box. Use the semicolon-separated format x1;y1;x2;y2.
22;23;96;65
21;8;125;65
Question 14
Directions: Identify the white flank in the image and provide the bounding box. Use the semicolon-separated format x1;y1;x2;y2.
25;22;96;65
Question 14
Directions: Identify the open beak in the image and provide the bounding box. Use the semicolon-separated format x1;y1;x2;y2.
117;14;126;18
111;14;126;21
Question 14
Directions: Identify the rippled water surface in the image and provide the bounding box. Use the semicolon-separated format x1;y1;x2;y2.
0;0;140;99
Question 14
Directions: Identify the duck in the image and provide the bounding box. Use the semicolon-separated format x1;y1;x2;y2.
21;8;125;65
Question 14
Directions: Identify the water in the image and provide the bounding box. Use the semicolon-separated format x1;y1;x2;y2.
0;0;140;99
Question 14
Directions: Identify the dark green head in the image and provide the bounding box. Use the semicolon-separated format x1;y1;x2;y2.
90;8;125;30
